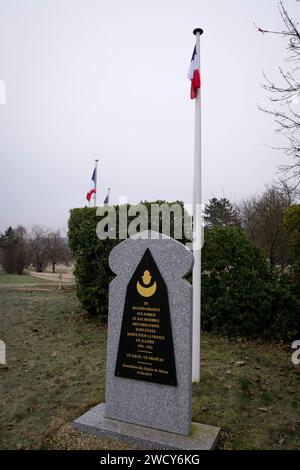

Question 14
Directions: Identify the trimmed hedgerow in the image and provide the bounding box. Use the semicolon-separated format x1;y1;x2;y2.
68;206;117;319
68;202;188;319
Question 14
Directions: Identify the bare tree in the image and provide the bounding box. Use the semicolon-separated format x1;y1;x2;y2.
257;1;300;191
238;186;292;270
30;226;49;272
46;230;66;273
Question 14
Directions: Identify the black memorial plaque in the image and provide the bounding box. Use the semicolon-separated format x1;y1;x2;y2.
115;248;177;386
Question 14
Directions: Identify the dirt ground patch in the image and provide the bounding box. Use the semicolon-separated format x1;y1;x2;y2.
13;288;53;292
44;424;142;450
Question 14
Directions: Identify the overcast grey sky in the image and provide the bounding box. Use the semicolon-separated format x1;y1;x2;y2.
0;0;299;234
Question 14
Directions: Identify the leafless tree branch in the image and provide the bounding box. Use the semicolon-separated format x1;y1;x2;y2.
257;1;300;187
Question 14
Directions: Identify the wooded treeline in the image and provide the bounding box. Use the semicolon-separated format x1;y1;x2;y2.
0;225;72;274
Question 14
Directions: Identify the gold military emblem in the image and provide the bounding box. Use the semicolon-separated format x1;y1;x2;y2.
136;270;157;298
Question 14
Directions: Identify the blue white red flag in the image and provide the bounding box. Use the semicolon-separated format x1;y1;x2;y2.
86;168;96;202
187;46;201;99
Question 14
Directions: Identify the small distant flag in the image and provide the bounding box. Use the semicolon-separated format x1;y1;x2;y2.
103;188;110;205
86;168;96;202
187;46;201;99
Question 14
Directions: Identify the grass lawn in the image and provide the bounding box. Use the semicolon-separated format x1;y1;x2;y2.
0;272;52;285
0;279;299;450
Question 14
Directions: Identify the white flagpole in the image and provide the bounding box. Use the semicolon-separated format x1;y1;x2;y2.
107;187;111;204
192;28;203;383
94;159;99;207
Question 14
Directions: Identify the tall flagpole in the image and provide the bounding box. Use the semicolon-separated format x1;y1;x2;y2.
192;27;203;383
94;159;99;207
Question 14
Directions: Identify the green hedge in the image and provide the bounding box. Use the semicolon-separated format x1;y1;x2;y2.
201;227;300;340
68;202;188;320
68;206;116;319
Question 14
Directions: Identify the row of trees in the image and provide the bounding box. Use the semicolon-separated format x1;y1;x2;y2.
0;225;71;274
203;185;300;278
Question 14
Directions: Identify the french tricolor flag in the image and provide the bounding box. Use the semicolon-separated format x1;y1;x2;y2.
86;168;96;202
187;46;201;99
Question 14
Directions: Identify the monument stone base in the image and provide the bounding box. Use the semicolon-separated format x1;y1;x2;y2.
73;404;220;450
